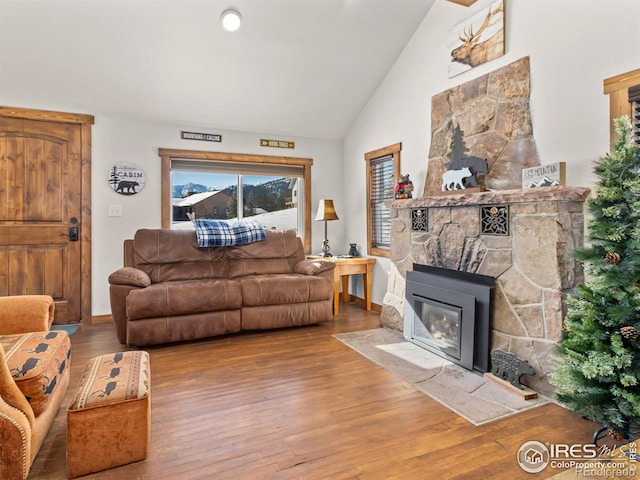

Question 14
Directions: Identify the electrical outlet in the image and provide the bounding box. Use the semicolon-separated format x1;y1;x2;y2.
108;204;122;217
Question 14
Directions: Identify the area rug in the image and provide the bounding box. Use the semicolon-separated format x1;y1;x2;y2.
334;328;549;426
51;324;79;336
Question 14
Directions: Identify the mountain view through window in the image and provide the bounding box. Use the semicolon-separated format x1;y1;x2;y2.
171;172;301;234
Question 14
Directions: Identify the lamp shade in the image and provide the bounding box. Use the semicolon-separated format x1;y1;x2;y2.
315;199;339;221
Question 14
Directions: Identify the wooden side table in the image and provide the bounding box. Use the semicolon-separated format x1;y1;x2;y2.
308;256;376;315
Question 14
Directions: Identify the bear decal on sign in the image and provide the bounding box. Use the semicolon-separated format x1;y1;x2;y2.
109;163;146;196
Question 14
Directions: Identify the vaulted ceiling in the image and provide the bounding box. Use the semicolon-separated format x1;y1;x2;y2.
0;0;437;140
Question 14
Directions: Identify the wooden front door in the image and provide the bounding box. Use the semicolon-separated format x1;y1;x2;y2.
0;108;93;324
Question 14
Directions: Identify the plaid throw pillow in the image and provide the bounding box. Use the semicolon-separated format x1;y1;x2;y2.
194;219;266;247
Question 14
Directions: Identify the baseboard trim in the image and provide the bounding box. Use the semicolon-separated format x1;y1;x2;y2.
91;314;113;325
347;295;382;313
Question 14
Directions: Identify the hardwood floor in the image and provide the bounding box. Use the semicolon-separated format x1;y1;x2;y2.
29;304;599;479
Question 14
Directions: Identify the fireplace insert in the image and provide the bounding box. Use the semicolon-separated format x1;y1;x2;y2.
404;264;494;373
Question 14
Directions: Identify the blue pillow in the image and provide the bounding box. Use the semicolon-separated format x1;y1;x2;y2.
194;219;266;247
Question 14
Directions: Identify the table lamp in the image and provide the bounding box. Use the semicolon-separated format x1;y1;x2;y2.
315;199;339;257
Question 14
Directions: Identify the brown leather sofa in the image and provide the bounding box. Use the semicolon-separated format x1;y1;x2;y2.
108;228;335;347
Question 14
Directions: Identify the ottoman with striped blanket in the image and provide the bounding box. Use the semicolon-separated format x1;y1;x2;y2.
66;350;150;478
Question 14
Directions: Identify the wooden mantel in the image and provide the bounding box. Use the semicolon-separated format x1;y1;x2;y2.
386;186;591;210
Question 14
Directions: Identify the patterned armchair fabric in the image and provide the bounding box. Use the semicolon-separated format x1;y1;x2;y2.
0;295;71;480
1;331;71;416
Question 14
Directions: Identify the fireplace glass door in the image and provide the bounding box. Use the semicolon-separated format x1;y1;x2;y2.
413;298;462;360
404;277;479;372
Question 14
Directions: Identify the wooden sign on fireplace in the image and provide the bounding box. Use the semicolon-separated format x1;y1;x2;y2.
522;162;566;188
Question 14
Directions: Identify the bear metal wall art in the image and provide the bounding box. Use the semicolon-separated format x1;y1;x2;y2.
441;125;488;193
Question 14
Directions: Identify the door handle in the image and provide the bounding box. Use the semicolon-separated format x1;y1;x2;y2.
68;227;79;242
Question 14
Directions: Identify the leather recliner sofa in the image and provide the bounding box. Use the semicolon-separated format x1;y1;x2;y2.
108;228;335;347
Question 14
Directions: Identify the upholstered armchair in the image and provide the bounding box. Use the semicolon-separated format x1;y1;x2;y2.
0;295;72;480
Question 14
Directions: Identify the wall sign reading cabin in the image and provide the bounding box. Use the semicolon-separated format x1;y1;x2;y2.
109;163;146;195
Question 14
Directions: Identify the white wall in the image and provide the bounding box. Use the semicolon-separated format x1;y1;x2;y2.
92;116;343;315
4;0;638;317
343;0;639;307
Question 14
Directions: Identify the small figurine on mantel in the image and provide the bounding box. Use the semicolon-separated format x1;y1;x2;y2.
441;125;489;192
394;174;414;199
442;167;472;191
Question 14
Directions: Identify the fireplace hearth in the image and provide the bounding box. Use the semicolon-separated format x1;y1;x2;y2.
404;265;494;373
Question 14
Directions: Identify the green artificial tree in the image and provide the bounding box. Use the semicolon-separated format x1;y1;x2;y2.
550;116;640;441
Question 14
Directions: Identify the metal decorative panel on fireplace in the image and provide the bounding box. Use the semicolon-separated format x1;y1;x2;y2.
481;205;509;235
411;208;428;231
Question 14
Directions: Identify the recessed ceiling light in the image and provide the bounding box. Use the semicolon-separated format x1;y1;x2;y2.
220;9;242;32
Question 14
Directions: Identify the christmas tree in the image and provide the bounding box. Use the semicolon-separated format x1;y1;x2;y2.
550;116;640;439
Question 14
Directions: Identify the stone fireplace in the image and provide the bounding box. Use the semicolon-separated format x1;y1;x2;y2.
379;55;592;397
382;187;589;396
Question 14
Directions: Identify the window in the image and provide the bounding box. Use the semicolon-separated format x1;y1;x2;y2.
604;69;640;147
159;149;313;253
170;169;300;228
365;143;401;257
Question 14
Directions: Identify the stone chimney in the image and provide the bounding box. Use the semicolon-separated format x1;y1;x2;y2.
381;57;590;396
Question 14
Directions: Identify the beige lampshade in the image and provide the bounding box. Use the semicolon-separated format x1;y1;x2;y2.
315;199;339;221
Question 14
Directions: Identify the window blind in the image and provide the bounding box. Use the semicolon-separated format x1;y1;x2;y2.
370;154;394;247
629;85;640;145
